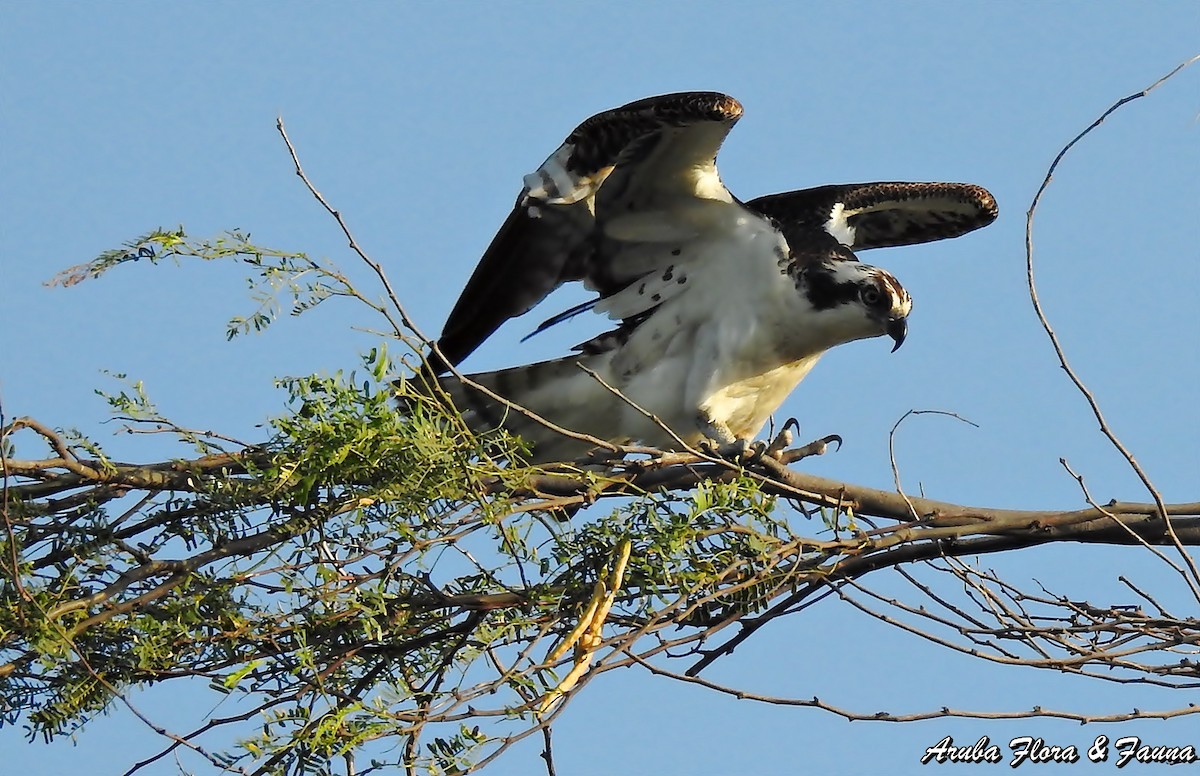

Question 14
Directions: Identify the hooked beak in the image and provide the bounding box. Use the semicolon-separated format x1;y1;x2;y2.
886;317;908;352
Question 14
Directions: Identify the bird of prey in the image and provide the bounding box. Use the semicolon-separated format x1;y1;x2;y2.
422;92;996;462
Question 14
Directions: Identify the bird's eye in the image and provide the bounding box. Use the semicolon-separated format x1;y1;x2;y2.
860;285;883;307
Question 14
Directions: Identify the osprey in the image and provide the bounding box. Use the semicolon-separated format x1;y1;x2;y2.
423;92;996;462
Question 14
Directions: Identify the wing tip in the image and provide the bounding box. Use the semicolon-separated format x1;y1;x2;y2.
872;181;1000;234
609;91;744;123
971;184;1000;224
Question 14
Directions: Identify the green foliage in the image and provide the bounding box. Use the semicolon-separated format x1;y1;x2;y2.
2;342;824;773
3;228;845;774
47;228;365;341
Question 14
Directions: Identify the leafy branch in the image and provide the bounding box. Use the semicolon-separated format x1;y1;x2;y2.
2;55;1197;776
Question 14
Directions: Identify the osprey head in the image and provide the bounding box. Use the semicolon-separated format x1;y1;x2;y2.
792;246;912;353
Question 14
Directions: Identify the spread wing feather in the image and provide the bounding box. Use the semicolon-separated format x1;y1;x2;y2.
746;182;998;253
433;97;999;376
431;92;744;373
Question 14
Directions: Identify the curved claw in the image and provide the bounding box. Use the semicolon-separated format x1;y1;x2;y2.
776;433;845;464
766;419;801;459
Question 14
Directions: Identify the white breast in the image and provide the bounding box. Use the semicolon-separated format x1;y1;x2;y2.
596;203;828;443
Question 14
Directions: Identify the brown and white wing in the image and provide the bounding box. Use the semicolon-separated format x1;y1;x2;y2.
432;91;744;373
746;182;997;253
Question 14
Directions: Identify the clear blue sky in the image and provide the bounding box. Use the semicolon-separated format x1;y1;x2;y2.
2;2;1198;774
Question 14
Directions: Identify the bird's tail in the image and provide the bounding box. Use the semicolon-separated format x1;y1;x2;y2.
403;356;613;463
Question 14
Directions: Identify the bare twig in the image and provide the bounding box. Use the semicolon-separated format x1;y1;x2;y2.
888;409;979;522
1059;457;1185;575
276;117;423;343
0;394;30;605
539;726;557;776
627;651;1200;724
1024;54;1200;597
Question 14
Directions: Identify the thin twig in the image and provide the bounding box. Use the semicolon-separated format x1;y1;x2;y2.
1059;457;1183;575
276;116;422;342
539;725;557;776
888;409;979;522
628;650;1200;723
0;394;31;604
1024;54;1200;597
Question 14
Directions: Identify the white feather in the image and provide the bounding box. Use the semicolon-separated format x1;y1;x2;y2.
824;202;857;246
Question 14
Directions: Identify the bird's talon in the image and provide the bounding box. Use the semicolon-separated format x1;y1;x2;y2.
779;433;845;463
710;438;754;462
766;421;799;459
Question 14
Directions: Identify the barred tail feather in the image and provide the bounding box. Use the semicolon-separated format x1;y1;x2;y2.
437;356;620;462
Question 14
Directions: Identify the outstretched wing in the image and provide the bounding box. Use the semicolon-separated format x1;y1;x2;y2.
431;91;745;373
747;182;997;253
